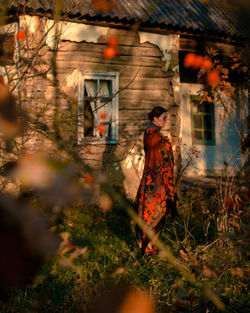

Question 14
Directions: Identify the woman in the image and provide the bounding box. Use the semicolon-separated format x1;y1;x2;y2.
133;106;175;255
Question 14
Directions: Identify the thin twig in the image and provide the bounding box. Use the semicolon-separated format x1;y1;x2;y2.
92;64;142;113
10;23;56;93
201;238;220;251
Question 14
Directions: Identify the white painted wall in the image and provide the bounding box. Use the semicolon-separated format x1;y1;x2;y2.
138;32;179;72
45;19;109;49
180;83;246;176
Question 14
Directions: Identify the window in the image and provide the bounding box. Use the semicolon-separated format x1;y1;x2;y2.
78;72;119;144
190;95;215;145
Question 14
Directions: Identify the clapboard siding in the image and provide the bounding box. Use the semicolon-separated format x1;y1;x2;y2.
119;99;170;110
119;110;148;121
119;89;171;102
56;63;169;78
52;32;175;149
59;41;163;57
119;77;170;90
55;55;163;68
21;20;179;185
56;73;170;91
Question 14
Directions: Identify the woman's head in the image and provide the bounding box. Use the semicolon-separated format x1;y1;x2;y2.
148;106;168;128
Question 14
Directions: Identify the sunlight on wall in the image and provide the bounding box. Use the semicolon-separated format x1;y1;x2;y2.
0;22;17;34
66;69;79;88
121;147;145;200
20;15;38;34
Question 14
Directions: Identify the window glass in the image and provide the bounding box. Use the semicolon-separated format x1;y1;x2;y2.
78;73;118;144
191;96;215;145
194;130;202;140
204;115;212;129
204;130;212;141
194;115;202;129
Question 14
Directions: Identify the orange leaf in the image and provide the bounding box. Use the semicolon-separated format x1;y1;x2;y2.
118;289;155;313
202;266;217;278
235;194;242;202
100;112;107;119
85;173;94;184
0;118;19;136
231;267;244;278
0;75;4;84
229;220;240;230
92;0;116;12
66;242;74;250
231;63;240;70
0;82;9;101
180;249;189;262
225;196;233;212
75;278;84;285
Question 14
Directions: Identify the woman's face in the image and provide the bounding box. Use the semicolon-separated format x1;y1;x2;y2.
153;112;168;127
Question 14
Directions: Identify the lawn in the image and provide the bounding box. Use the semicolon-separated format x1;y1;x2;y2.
0;184;249;313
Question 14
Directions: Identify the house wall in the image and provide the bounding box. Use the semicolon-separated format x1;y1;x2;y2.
54;26;179;200
4;16;180;200
180;83;248;176
1;15;248;199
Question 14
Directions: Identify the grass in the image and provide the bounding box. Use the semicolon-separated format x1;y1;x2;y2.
0;185;249;313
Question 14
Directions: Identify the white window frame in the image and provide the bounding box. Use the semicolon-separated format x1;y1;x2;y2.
78;71;119;145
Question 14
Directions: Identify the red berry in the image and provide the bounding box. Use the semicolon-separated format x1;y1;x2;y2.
184;53;196;68
97;125;105;134
202;58;213;71
103;46;116;59
207;70;220;87
85;173;94;184
108;37;118;47
16;31;27;40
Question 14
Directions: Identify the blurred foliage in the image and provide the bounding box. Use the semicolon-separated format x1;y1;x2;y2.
0;179;249;312
0;0;249;312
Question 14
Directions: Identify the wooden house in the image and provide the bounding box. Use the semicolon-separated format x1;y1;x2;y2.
0;0;249;199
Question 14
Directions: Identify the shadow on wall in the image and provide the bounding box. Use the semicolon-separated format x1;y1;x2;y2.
101;144;126;193
100;143;136;247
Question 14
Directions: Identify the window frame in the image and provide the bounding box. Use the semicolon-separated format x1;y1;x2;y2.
78;71;119;145
190;95;215;145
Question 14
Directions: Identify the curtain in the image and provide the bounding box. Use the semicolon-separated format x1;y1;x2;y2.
99;80;112;137
85;80;97;136
85;79;112;138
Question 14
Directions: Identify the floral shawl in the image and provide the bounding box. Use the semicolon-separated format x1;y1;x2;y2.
134;121;175;229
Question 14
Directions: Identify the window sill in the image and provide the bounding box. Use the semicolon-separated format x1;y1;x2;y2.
192;141;216;146
76;138;118;145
